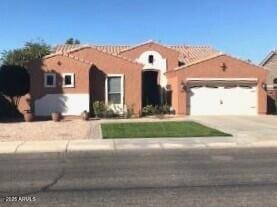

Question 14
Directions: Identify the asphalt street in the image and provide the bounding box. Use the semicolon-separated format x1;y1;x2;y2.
1;148;277;206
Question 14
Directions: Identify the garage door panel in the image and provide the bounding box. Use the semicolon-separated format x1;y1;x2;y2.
189;86;257;115
190;87;222;115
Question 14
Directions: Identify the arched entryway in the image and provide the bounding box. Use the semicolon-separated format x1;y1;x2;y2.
142;70;161;106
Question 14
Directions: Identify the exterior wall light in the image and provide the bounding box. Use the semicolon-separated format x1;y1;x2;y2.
220;62;227;71
180;81;187;92
262;82;267;90
166;84;172;91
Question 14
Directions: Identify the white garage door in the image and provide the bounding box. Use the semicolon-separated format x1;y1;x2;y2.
189;86;257;115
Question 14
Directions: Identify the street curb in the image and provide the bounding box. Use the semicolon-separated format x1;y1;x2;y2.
1;136;277;155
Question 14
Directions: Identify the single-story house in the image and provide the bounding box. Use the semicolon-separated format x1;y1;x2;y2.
21;40;268;116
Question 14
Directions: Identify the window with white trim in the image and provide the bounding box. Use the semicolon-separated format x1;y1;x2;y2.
44;73;56;88
62;73;75;87
107;75;123;104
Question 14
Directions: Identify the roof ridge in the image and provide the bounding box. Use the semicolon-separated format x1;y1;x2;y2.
174;53;224;70
94;44;131;47
43;52;94;65
118;40;180;54
64;45;142;66
53;43;214;48
223;53;269;71
173;52;268;72
169;45;213;48
118;40;155;53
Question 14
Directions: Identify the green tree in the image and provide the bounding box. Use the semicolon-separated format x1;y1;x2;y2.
1;41;51;66
65;38;80;44
0;65;30;108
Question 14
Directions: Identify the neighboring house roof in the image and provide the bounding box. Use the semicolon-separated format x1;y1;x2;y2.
52;41;219;65
260;50;277;66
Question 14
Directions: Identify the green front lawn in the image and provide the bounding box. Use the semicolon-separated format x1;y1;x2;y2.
101;121;231;139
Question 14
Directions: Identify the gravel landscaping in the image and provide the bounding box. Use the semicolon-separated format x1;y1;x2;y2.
0;120;93;141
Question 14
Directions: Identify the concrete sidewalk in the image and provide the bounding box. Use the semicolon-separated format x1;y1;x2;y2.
1;135;277;154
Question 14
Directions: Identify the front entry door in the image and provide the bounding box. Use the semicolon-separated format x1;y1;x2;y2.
142;71;160;106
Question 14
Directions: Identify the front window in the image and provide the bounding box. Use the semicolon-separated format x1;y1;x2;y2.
62;73;75;87
148;55;154;64
107;76;122;104
44;73;56;88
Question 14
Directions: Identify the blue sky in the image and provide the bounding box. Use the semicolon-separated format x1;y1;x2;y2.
0;0;276;63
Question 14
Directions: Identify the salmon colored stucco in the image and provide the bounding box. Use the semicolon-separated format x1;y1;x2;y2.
18;41;269;117
166;55;268;115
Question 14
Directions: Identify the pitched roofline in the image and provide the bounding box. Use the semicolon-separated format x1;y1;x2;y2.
174;53;224;71
65;45;142;66
168;44;215;49
118;40;180;54
224;53;269;71
43;52;94;65
260;50;277;66
167;53;268;74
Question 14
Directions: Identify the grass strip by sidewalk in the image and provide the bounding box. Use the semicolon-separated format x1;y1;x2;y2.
101;121;231;139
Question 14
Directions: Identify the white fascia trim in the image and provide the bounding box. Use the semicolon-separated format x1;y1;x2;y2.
267;84;277;89
186;78;258;81
105;74;124;106
44;72;56;88
62;73;75;88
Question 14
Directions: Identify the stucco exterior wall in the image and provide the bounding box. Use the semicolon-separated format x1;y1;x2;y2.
119;42;180;71
26;55;92;115
167;55;268;115
70;47;143;115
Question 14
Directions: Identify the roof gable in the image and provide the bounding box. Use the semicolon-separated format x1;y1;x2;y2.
118;40;180;55
65;46;142;66
168;54;268;74
260;50;277;66
42;52;93;65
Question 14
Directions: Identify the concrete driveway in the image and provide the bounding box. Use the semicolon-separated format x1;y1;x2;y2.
189;116;277;142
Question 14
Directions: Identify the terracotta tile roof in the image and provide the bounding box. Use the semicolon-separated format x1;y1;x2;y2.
95;45;130;54
53;44;130;55
170;45;220;64
52;42;219;65
64;45;142;65
117;40;180;55
43;52;94;65
172;53;268;73
174;53;224;71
